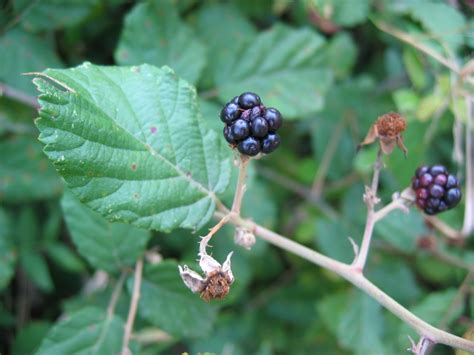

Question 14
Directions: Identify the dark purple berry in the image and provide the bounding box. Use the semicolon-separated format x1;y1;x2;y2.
261;133;281;154
220;103;240;124
264;108;282;131
231;96;239;104
446;174;458;189
420;173;433;187
445;188;461;207
434;174;447;186
223;126;236;144
250;117;269;138
250;106;263;119
415;166;429;178
231;119;250;140
238;92;261;109
412;165;462;215
238;136;260;156
430;165;447;176
429;184;445;198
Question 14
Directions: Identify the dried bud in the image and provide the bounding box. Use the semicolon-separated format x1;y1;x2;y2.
178;252;234;301
358;112;408;156
234;227;256;250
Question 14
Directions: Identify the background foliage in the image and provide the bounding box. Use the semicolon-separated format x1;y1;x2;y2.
0;0;473;354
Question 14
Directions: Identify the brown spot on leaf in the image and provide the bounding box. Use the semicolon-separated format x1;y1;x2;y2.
131;163;137;171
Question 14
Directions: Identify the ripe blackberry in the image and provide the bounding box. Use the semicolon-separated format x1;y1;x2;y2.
238;137;260;156
412;165;462;215
219;92;283;156
238;92;261;109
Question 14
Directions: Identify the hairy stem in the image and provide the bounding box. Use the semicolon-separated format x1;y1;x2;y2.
352;148;383;271
122;258;144;355
218;211;474;352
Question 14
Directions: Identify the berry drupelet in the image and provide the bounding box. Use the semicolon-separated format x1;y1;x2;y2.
220;92;282;156
411;165;462;215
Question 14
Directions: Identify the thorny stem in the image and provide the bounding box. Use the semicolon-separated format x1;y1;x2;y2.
214;210;474;353
409;336;434;355
198;155;249;256
352;148;383;271
122;258;144;355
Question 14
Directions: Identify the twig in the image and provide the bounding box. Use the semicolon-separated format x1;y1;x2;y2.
0;82;39;109
373;188;414;222
462;95;474;237
352;148;383;271
438;269;474;330
216;210;474;353
408;336;434;355
425;216;463;240
107;271;127;317
231;156;249;215
122;258;144;355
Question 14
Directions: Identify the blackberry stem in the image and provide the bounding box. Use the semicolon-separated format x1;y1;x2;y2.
231;155;249;215
352;148;383;271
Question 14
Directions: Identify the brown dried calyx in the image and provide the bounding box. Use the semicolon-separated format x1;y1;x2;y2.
200;270;233;302
358;112;408;156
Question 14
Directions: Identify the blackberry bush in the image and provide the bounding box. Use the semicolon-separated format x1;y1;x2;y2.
220;92;282;156
412;165;462;215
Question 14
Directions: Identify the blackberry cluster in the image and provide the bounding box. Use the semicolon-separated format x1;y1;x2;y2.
411;165;462;215
220;92;282;156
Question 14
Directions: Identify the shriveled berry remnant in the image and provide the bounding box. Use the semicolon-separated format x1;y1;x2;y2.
220;92;282;156
358;112;408;156
412;165;462;215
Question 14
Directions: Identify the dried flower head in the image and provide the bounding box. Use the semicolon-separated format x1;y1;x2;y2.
234;227;256;250
358;112;408;156
178;252;234;301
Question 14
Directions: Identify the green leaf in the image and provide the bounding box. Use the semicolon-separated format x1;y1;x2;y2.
214;24;332;119
14;0;100;32
375;210;425;252
195;3;256;89
20;249;54;292
34;63;231;232
310;0;370;26
402;47;427;90
61;191;150;273
0;28;63;95
0;97;37;136
115;1;206;85
0;136;62;202
0;208;16;290
45;243;86;273
315;32;357;80
135;260;218;338
36;306;124;355
338;292;387;355
12;321;51;355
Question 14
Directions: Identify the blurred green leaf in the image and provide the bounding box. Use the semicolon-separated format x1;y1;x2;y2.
34;63;231;232
0;208;16;290
14;0;100;32
375;210;425;252
134;260;218;338
402;47;427;90
195;3;256;89
36;306;124;355
12;321;51;355
61;191;150;273
20;249;54;292
315;32;357;80
115;1;206;85
0;136;62;203
0;28;63;95
45;243;86;273
310;0;370;26
215;24;332;119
